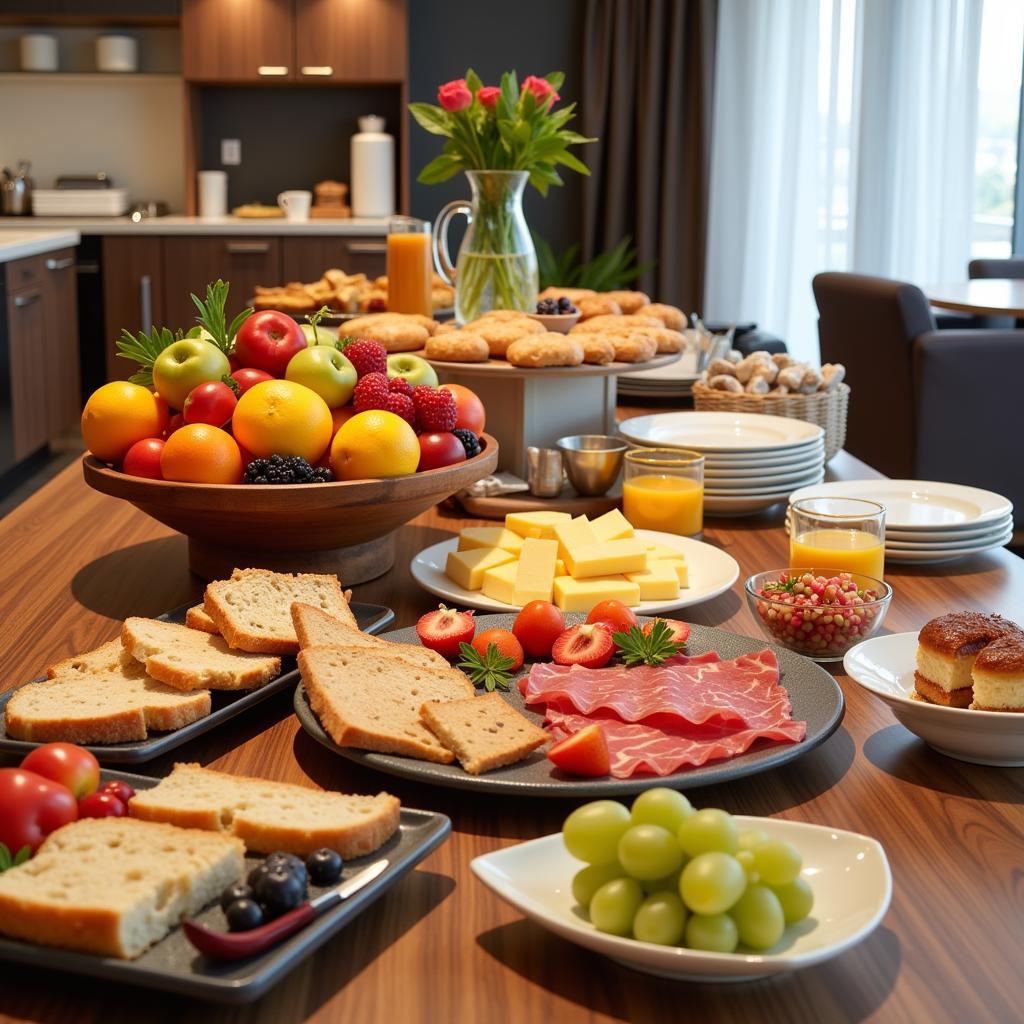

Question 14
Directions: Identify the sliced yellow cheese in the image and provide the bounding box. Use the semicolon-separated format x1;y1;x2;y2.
653;558;689;587
458;527;524;555
564;538;648;579
554;575;641;612
446;546;516;591
481;561;520;605
591;508;635;542
505;510;572;540
514;537;559;603
643;541;686;562
552;516;599;566
625;562;681;601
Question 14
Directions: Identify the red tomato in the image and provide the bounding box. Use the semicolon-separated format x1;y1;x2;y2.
21;743;100;799
183;380;238;427
512;600;565;659
121;437;165;479
439;383;486;433
77;792;127;819
643;618;690;646
231;367;275;395
472;628;524;671
586;600;638;633
0;769;78;854
234;311;307;377
99;780;136;804
546;723;610;777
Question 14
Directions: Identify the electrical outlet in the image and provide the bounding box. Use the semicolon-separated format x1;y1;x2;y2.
221;139;241;165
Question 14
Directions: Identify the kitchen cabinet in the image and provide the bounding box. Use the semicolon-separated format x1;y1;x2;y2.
102;237;165;382
43;251;81;440
281;237;387;282
181;0;295;83
295;0;407;82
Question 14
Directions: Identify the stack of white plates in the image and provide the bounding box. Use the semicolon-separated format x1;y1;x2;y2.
785;480;1014;564
618;411;826;516
32;188;130;216
618;345;701;399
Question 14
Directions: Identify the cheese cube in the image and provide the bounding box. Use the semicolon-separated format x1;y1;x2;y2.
555;558;567;576
564;538;648;579
653;558;689;587
644;541;686;562
591;508;635;543
625;562;682;601
446;547;516;591
554;575;641;612
458;527;524;555
552;516;599;566
481;561;520;605
514;538;559;603
505;510;572;540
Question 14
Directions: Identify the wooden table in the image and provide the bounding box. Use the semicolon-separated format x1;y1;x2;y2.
1;451;1023;1024
925;278;1024;318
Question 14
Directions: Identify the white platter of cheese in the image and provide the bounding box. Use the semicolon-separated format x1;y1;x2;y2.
410;508;741;614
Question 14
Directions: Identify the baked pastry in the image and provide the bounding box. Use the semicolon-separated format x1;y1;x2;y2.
970;636;1024;711
474;309;535;323
577;296;622;319
424;331;490;362
467;316;544;358
341;315;430;353
578;328;657;363
915;612;1023;707
506;333;584;368
647;327;686;354
538;286;595;303
577;333;616;365
638;303;686;330
604;290;651;314
572;313;662;333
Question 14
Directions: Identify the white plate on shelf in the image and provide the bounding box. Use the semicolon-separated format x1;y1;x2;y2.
882;529;1013;563
704;455;825;479
704;468;826;493
700;443;826;467
884;515;1014;543
844;632;1024;765
619;348;700;382
471;819;891;982
619;412;824;453
409;530;739;614
883;524;1014;550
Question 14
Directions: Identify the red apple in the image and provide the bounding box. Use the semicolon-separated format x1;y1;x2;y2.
418;432;467;472
231;367;275;395
21;743;100;800
122;437;165;479
233;311;307;378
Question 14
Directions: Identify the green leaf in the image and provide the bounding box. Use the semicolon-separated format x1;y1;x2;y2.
553;150;591;176
465;67;483;96
409;102;452;136
546;70;565;92
417;153;465;184
613;621;686;667
0;843;31;872
456;641;515;692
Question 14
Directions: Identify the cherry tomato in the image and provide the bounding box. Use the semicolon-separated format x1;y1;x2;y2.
183;380;238;427
586;600;638;633
0;768;78;854
512;600;565;659
121;437;165;479
231;367;275;396
471;628;524;671
99;780;136;804
77;792;127;819
21;743;100;799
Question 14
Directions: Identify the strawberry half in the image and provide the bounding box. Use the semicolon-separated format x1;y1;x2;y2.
416;604;475;658
547;723;610;777
551;623;615;668
642;618;690;646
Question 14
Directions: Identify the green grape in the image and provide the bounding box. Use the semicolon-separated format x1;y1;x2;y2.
572;862;625;908
677;808;738;857
589;877;645;936
630;788;694;832
617;824;684;881
641;866;684;894
684;912;739;953
730;884;785;950
633;891;687;946
771;877;814;924
735;849;759;882
563;800;632;864
679;852;747;915
751;840;802;886
737;828;770;852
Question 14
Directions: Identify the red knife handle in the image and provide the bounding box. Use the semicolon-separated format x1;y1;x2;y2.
183;901;318;962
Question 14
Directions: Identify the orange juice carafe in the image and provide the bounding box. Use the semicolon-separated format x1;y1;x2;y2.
622;449;705;536
387;217;432;316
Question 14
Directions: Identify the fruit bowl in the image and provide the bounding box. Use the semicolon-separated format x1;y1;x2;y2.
82;435;498;583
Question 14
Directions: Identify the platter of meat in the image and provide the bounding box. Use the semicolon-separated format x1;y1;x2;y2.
293;614;844;797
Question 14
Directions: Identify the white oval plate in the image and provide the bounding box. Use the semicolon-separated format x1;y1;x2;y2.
883;524;1014;550
883;529;1013;563
619;412;824;453
702;442;825;466
844;632;1024;765
705;458;825;479
410;530;739;614
884;515;1014;543
706;478;826;515
705;469;827;494
471;819;891;982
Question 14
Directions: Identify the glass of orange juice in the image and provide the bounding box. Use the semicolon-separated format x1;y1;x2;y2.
386;216;432;316
789;497;886;579
622;448;705;536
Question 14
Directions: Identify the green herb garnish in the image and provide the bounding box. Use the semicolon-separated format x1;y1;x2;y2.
190;278;253;356
115;324;197;386
612;621;686;667
457;641;515;692
763;576;799;594
0;843;31;873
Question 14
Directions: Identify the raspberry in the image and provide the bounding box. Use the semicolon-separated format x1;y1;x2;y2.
385;393;416;425
388;376;414;397
340;337;387;378
412;385;457;432
452;428;481;458
353;372;390;412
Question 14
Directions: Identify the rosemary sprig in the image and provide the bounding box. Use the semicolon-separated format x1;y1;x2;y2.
190;279;253;356
456;641;515;692
115;325;198;386
612;621;686;667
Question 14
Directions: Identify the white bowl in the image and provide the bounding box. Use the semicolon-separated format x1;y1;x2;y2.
472;817;891;983
844;632;1024;766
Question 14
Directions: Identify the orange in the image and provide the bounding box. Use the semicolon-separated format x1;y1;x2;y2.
231;379;332;462
330;410;420;480
160;424;243;484
81;382;169;464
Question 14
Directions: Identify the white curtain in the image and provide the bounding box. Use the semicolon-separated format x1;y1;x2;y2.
704;0;984;361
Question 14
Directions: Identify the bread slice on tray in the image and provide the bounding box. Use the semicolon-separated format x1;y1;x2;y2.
185;604;220;634
46;639;144;679
297;645;475;763
204;569;356;654
0;817;244;958
420;693;550;774
129;762;400;858
121;618;280;692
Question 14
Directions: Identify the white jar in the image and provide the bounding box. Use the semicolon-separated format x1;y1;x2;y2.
20;34;58;72
351;115;395;218
96;35;138;73
197;170;228;218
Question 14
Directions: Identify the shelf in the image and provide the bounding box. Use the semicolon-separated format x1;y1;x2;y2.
0;72;180;81
0;15;178;28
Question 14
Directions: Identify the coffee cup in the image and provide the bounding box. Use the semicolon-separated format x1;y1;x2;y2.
277;190;312;222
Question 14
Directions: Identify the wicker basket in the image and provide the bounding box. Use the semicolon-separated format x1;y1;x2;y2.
692;382;850;461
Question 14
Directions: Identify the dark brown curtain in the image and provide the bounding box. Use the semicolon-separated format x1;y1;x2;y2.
581;0;717;310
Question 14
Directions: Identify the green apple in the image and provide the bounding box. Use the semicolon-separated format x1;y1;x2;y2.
300;322;339;346
387;353;438;389
152;339;231;410
285;346;356;408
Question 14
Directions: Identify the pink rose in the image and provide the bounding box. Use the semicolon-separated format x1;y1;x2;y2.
438;79;472;112
522;75;560;108
477;86;501;110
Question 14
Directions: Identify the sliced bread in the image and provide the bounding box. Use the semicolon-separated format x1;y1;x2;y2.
185;605;220;634
297;645;475;763
129;763;400;858
0;817;244;958
121;618;280;692
420;694;549;774
47;639;145;679
204;569;356;654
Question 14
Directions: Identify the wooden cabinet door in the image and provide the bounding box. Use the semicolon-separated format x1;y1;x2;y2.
295;0;406;82
40;249;81;438
181;0;295;82
102;237;166;383
161;237;283;328
6;284;49;459
281;236;388;283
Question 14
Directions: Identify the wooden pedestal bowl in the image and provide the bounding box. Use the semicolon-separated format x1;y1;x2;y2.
82;434;499;584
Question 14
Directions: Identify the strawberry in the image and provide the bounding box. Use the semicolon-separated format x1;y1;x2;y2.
642;618;690;646
339;337;387;378
385;392;416;425
551;622;615;669
416;604;476;658
388;376;414;397
547;723;610;777
353;372;390;412
412;385;457;432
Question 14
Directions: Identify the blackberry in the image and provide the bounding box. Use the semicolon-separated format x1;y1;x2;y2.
243;455;332;484
452;428;481;458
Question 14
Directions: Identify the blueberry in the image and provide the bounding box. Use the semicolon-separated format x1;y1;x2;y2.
225;898;264;932
306;848;343;886
254;866;307;919
220;882;253;911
